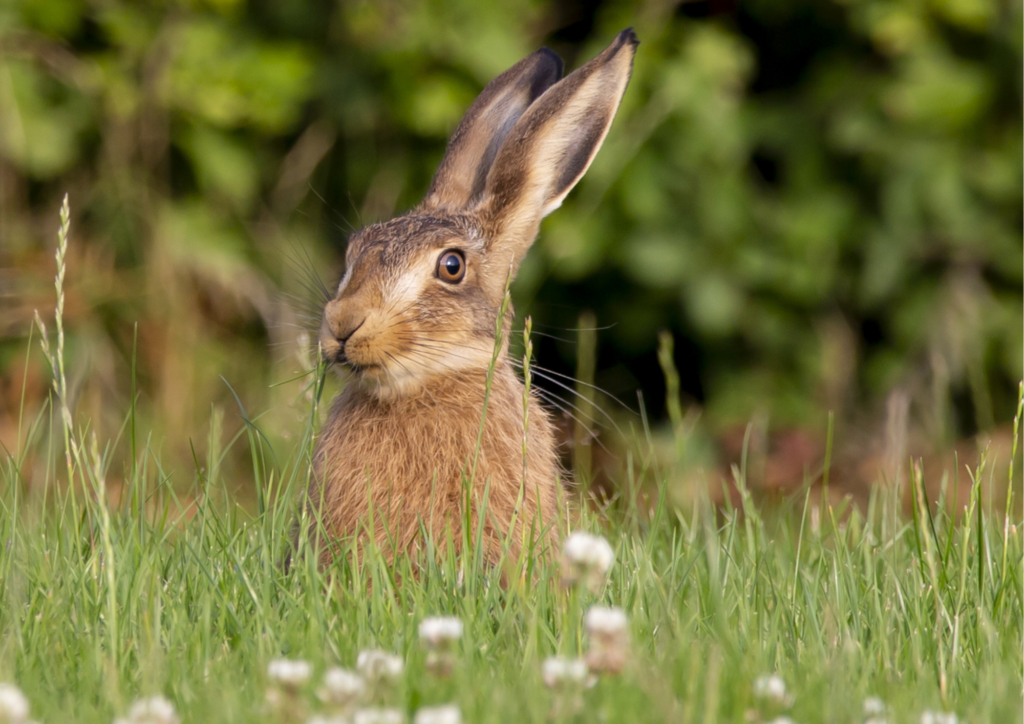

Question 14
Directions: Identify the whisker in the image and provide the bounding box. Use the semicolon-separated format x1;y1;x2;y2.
530;387;611;455
390;336;624;434
527;372;620;436
401;343;484;368
509;360;633;413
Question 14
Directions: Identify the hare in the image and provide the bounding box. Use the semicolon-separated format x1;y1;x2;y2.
307;29;638;569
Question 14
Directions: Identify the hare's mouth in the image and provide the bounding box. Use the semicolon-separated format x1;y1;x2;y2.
347;362;380;373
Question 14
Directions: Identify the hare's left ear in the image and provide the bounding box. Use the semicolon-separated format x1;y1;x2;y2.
421;48;563;211
477;29;637;281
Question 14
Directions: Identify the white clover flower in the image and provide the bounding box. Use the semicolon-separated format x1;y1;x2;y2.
584;606;628;638
863;697;886;716
353;708;405;724
583;606;629;675
920;712;959;724
865;718;889;724
319;667;365;709
541;657;589;689
766;718;798;724
356;650;404;683
0;684;29;724
753;674;788;704
120;695;179;724
418;618;463;649
561;532;614;592
307;717;349;724
268;658;313;689
412;704;461;724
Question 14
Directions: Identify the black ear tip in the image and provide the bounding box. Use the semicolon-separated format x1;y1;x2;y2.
537;46;565;78
617;27;640;48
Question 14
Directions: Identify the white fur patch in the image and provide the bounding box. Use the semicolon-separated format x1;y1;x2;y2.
336;268;352;294
387;267;428;310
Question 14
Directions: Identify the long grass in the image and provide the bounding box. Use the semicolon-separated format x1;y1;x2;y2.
0;205;1021;724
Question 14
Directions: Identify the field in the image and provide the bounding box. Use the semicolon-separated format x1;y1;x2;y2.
1;220;1021;724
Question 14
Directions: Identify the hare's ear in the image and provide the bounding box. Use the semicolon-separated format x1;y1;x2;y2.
421;48;563;211
478;29;637;270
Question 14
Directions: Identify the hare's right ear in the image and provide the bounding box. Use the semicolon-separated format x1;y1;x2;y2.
477;29;637;287
421;48;563;211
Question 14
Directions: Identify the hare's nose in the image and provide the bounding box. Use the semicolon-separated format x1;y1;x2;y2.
337;319;365;345
324;299;366;343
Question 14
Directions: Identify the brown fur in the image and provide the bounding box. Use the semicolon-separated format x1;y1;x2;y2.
306;29;638;570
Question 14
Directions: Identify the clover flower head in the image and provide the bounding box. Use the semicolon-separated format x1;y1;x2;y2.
584;606;628;638
0;684;29;724
583;606;629;675
412;704;461;724
353;708;405;724
356;650;404;683
268;658;313;689
920;712;959;724
561;532;614;592
319;667;365;709
418;618;463;649
307;717;349;724
753;674;788;704
117;695;179;724
541;657;590;689
863;697;886;716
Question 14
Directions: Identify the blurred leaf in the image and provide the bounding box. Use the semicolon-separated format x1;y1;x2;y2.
17;0;84;37
620;233;694;289
883;50;992;131
929;0;995;31
0;60;89;177
160;18;314;132
178;124;260;210
402;74;475;137
685;273;745;337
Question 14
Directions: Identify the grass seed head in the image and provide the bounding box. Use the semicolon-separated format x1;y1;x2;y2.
412;704;461;724
0;684;29;724
561;532;614;592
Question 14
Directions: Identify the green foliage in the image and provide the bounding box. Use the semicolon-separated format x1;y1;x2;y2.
0;0;1020;463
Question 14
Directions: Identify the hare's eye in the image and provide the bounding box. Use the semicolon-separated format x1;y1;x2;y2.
436;250;466;284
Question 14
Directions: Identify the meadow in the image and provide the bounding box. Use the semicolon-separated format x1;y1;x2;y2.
0;205;1020;724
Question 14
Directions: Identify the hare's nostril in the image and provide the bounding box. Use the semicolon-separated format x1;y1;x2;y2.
337;318;366;345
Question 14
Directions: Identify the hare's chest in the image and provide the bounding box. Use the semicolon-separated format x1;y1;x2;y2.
324;394;484;486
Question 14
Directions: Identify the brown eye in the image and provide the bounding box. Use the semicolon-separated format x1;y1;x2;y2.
436;250;466;283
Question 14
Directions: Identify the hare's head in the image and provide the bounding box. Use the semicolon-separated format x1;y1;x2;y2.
321;29;638;398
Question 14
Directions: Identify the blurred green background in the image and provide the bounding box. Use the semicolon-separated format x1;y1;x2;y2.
1;0;1021;496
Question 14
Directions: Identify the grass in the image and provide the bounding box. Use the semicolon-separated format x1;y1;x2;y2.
0;204;1021;724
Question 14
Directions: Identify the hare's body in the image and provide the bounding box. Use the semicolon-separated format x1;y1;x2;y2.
307;29;637;568
311;366;559;565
